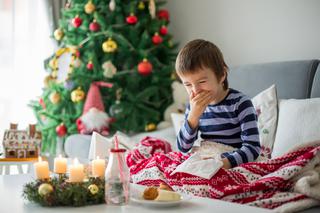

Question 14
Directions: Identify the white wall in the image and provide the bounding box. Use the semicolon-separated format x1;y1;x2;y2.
167;0;320;66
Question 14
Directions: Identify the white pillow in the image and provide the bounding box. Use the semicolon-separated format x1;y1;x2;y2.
272;98;320;158
251;85;278;158
171;112;185;136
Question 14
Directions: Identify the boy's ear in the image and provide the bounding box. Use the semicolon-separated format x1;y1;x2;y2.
220;67;227;83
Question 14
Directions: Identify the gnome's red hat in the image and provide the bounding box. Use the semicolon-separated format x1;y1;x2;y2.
83;82;113;114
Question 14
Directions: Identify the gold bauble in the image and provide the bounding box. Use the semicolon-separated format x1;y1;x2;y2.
44;75;55;87
49;91;61;104
51;70;58;78
84;1;95;14
54;28;64;41
49;58;58;70
170;71;177;80
88;184;99;195
38;183;53;197
102;38;117;53
138;1;145;10
145;123;156;132
71;87;85;103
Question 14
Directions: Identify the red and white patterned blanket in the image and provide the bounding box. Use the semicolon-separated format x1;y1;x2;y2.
126;137;320;212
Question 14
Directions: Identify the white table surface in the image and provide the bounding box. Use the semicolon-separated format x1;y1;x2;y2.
0;174;275;213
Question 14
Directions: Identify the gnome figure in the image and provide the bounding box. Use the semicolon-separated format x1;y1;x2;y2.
76;82;113;136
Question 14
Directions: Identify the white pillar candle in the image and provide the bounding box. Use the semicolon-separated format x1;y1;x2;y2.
54;154;67;174
69;158;85;182
34;156;50;180
92;156;106;177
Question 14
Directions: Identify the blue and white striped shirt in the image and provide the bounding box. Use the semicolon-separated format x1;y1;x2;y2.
177;88;260;167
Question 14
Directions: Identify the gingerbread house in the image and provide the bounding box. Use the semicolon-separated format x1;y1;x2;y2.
2;123;42;158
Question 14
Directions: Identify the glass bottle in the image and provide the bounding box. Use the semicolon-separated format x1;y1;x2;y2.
105;148;130;205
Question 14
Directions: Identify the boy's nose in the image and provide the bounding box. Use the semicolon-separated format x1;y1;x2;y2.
192;85;202;94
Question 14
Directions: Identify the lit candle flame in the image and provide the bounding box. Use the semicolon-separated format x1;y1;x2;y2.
38;156;42;162
73;158;79;165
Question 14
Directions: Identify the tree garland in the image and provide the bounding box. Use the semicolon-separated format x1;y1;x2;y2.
48;47;78;84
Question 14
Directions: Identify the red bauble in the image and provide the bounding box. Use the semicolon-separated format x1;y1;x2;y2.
157;9;169;21
56;123;67;137
89;21;100;32
126;14;138;25
138;59;153;76
87;61;94;70
72;16;82;28
152;33;163;45
159;25;168;35
75;50;81;58
39;98;46;109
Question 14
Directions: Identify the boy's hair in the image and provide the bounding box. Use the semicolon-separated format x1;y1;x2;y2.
175;39;229;90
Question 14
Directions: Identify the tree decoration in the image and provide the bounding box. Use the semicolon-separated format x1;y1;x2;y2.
138;59;153;76
65;2;71;9
88;184;99;195
56;123;67;137
39;98;46;109
152;33;163;45
126;13;138;25
38;183;54;197
71;87;85;103
76;82;113;136
54;28;64;41
84;1;95;14
157;9;169;21
87;61;94;70
89;20;100;32
69;46;80;57
43;75;55;88
102;61;117;78
49;91;61;104
49;58;58;70
109;100;122;117
109;0;116;11
102;38;117;53
159;25;168;35
138;1;145;10
149;0;156;19
48;47;76;83
145;123;156;131
72;15;82;28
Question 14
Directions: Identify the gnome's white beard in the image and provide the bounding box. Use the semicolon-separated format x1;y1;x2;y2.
80;108;109;131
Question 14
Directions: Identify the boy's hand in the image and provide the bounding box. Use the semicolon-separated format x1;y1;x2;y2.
221;158;231;169
187;91;213;129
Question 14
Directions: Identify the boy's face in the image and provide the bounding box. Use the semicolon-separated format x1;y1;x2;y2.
178;67;226;100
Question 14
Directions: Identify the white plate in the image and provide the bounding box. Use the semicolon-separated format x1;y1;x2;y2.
130;194;191;207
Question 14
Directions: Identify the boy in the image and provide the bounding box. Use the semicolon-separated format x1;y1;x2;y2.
175;39;260;169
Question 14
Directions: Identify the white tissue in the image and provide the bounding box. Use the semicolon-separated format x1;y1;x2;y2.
171;152;223;179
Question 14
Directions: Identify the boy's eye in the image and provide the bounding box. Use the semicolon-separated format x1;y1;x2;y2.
199;81;206;84
184;84;191;87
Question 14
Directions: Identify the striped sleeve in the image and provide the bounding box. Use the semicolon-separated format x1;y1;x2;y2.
221;97;261;167
176;106;199;153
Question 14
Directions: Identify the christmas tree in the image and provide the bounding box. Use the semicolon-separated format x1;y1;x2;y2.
30;0;177;154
